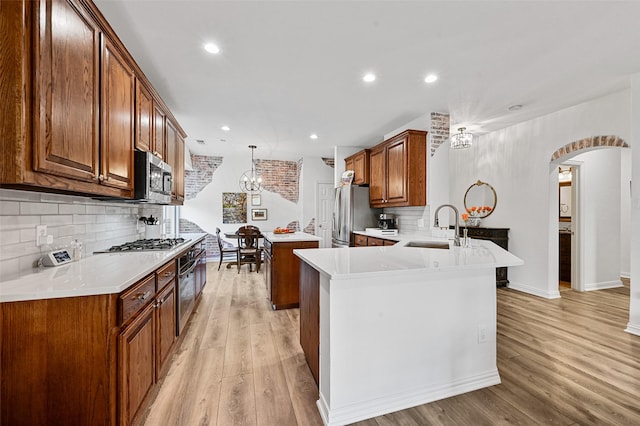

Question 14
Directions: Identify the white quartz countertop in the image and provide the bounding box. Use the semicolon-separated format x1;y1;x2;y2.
263;231;322;243
294;236;523;280
0;233;206;303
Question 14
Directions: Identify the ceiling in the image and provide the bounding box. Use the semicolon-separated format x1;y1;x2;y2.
94;1;640;160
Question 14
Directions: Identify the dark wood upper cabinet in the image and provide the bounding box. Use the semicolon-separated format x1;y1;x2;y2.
32;0;101;184
0;0;185;199
153;104;166;160
101;35;135;191
344;149;370;185
369;130;426;208
135;80;153;153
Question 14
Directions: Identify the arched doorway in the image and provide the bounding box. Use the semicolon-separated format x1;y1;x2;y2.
549;135;630;292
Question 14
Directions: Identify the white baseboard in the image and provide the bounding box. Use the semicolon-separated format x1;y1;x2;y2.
317;370;501;426
584;279;623;291
624;322;640;336
620;272;630;279
508;282;561;299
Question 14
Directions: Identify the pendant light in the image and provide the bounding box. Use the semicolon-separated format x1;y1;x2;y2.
450;127;473;149
239;145;263;193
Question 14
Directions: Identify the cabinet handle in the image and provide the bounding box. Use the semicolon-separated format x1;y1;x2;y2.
137;291;152;301
163;272;173;278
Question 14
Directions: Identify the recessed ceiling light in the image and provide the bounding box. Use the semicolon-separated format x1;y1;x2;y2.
310;134;318;140
204;43;220;54
508;104;523;111
363;73;376;83
424;74;438;83
221;125;230;131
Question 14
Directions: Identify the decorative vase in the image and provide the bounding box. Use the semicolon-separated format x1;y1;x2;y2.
466;217;482;227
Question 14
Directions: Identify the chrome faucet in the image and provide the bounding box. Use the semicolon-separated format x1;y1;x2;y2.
433;204;461;247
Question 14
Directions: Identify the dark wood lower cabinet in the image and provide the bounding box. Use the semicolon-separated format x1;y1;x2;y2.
263;239;319;310
1;295;119;426
457;226;510;287
119;301;156;425
299;260;320;385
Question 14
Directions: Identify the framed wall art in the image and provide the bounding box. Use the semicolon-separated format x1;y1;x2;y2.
251;208;267;221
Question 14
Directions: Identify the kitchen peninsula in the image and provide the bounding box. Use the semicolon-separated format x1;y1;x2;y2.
295;238;523;426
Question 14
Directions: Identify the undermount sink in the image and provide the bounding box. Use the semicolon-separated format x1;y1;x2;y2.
404;241;450;249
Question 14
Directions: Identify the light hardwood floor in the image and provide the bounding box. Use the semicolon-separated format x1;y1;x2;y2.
141;266;639;425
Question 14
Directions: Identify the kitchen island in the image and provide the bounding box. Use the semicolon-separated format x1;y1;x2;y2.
294;238;523;426
262;231;321;309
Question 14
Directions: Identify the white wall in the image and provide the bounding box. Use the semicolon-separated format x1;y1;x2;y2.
449;90;631;299
301;156;335;231
620;148;632;278
627;74;640;336
181;154;332;237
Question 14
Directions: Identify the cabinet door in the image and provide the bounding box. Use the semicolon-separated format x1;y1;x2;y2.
369;147;386;206
354;234;368;247
32;0;100;183
165;120;177;198
101;36;135;191
299;261;320;385
135;80;153;153
155;282;176;377
367;237;384;246
152;104;166;160
119;302;155;425
385;137;407;204
175;135;185;202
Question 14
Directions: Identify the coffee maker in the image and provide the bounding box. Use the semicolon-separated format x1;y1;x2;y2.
378;213;397;230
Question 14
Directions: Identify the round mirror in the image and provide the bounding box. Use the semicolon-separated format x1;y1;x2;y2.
463;180;497;218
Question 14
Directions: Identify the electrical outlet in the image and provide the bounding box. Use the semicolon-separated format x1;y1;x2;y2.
36;225;47;246
477;326;487;343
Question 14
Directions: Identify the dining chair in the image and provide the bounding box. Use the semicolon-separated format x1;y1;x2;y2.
236;226;262;273
216;227;239;271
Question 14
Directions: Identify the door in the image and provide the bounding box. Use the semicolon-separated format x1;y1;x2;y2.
369;146;386;205
33;0;101;183
155;283;176;376
316;182;334;248
386;137;407;204
101;35;135;191
119;302;155;425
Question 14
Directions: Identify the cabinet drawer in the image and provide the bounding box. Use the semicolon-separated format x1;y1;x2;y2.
383;239;397;246
367;237;384;246
120;274;156;325
354;234;368;247
156;261;176;290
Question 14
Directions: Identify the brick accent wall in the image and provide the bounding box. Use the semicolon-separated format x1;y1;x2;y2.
322;157;335;168
286;220;300;231
255;159;300;203
185;155;223;200
550;135;629;161
179;218;221;260
303;218;315;234
430;112;450;157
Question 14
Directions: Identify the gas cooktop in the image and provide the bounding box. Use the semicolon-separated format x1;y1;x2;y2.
94;238;189;253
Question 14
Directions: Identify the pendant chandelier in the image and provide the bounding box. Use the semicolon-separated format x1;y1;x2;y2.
450;127;473;149
239;145;263;193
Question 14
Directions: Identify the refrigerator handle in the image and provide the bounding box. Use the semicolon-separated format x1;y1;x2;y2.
333;187;341;239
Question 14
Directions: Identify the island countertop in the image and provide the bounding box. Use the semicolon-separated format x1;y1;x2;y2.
0;233;206;303
294;237;523;280
263;231;322;243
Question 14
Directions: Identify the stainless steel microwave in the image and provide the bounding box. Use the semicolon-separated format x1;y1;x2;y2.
134;151;172;204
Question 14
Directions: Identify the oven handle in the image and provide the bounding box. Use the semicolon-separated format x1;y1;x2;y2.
179;261;197;278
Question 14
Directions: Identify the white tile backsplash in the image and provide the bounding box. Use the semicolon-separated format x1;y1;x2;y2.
0;189;164;277
383;206;431;233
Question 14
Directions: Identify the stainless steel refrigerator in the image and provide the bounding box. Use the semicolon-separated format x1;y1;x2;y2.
332;186;381;247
